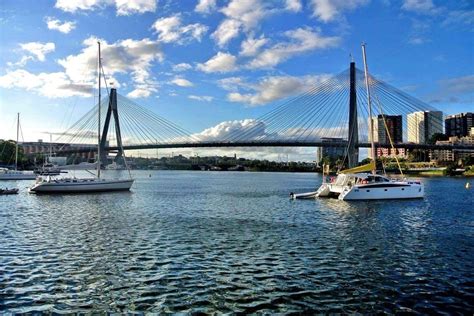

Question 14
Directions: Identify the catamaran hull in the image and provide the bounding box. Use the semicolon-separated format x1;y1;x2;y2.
29;179;134;193
338;184;424;200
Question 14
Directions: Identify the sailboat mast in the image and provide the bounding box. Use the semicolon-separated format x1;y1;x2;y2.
15;113;19;171
97;41;101;179
361;43;376;175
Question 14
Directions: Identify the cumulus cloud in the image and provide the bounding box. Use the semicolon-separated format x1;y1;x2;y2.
247;27;339;69
218;77;246;91
310;0;369;22
211;0;269;47
194;119;267;141
46;17;76;33
151;14;208;44
1;37;163;99
20;42;55;61
223;74;332;106
240;35;268;57
285;0;302;12
115;0;157;15
195;0;217;14
197;52;237;73
173;63;192;72
171;77;193;87
188;95;214;102
57;37;163;97
0;69;92;98
55;0;156;15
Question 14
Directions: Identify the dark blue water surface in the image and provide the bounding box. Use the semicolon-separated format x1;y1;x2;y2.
1;171;473;313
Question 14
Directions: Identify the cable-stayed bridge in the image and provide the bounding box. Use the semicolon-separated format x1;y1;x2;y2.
52;62;473;166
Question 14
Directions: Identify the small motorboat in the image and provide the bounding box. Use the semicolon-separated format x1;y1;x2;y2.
0;188;19;195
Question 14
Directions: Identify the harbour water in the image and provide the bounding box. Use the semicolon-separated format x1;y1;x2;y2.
1;171;473;313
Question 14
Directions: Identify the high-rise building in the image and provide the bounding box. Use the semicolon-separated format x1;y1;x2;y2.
407;111;443;144
445;112;473;137
370;115;403;144
368;115;405;159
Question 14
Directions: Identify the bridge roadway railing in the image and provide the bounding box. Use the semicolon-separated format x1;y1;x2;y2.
40;141;474;155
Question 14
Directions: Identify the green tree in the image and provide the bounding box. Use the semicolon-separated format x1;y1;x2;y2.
0;140;25;167
428;133;448;145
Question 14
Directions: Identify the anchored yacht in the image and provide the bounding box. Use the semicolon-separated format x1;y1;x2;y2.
29;42;134;194
292;43;424;201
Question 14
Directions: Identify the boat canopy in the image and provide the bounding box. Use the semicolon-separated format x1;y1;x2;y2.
339;161;375;174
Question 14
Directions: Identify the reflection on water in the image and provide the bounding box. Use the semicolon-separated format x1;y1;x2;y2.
1;171;473;313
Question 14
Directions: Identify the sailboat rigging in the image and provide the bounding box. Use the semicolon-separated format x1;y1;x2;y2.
29;42;134;193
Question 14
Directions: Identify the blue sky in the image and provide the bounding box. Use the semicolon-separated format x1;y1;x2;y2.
0;0;473;156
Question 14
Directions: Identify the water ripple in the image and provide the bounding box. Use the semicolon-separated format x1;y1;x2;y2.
1;171;473;313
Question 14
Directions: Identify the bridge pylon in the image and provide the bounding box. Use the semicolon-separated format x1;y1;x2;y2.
347;61;359;168
99;88;124;167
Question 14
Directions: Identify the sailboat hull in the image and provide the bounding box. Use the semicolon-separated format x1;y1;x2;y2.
29;179;134;193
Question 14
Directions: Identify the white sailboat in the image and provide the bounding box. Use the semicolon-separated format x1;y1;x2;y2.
29;42;134;193
0;113;36;180
293;44;424;200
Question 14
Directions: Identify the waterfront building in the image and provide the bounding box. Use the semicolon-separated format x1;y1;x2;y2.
431;135;474;162
317;137;347;162
369;115;405;158
445;112;473;137
407;111;443;144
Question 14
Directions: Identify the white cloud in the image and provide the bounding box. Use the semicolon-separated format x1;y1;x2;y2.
172;63;192;71
151;15;208;44
224;75;332;106
197;52;237;73
211;0;269;47
194;119;267;141
247;27;339;69
171;77;193;87
285;0;302;12
212;19;242;47
0;69;92;98
310;0;369;22
188;95;214;102
55;0;156;15
115;0;156;15
401;0;439;14
46;17;76;34
195;0;217;14
58;37;163;89
218;77;246;91
240;35;268;57
20;42;55;62
127;84;157;98
2;37;163;99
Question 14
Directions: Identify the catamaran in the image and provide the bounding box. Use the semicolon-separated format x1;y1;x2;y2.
0;113;36;180
29;42;134;193
292;44;424;200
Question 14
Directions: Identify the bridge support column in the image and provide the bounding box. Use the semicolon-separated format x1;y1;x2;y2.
99;88;124;167
347;61;359;168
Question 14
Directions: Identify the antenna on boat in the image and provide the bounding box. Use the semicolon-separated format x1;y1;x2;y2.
361;43;376;175
97;41;101;179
